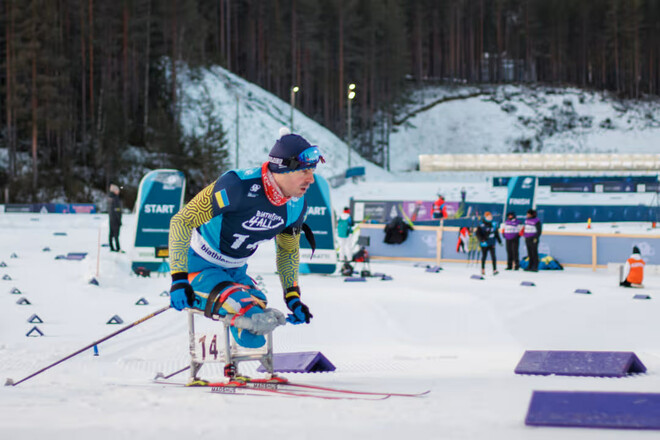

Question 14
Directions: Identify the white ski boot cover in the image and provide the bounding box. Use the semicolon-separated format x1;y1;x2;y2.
226;308;286;335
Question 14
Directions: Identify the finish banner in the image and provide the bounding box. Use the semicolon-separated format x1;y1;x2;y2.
504;176;537;218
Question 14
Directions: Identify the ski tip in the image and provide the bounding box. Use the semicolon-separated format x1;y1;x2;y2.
4;378;15;386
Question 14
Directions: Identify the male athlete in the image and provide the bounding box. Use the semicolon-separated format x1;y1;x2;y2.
168;129;322;348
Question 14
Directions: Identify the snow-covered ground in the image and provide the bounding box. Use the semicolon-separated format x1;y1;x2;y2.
1;212;660;439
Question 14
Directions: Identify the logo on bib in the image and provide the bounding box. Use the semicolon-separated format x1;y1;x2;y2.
242;211;284;231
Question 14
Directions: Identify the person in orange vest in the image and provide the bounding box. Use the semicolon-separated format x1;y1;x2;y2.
432;194;447;220
620;246;645;287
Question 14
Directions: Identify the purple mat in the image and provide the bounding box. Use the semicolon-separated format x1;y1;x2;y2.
521;281;535;286
425;266;443;273
344;277;366;282
471;274;484;280
633;294;651;300
574;288;591;294
66;252;88;260
525;391;660;429
515;350;646;377
256;351;336;373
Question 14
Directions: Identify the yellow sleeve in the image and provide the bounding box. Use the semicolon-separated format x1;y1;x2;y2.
168;181;215;274
275;232;300;293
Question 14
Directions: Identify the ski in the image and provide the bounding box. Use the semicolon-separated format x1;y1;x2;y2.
279;381;430;398
154;367;429;398
152;379;389;400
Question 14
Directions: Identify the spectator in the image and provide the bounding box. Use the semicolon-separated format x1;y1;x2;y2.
502;212;521;270
523;209;542;272
108;184;123;252
475;212;502;276
432;194;447;220
620;246;645;287
336;207;354;262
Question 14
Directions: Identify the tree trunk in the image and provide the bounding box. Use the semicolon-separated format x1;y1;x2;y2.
143;0;151;136
89;0;94;127
6;0;15;178
80;0;87;165
338;0;344;136
171;0;178;122
31;49;38;191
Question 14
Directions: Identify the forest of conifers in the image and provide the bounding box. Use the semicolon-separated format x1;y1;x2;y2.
1;0;659;201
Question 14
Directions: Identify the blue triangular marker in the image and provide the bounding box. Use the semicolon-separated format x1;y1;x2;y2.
28;314;43;324
135;297;149;305
107;315;124;325
10;253;18;258
26;326;44;337
42;247;51;252
3;274;12;280
16;297;31;305
160;290;170;297
53;232;67;236
10;287;21;294
88;278;99;286
0;261;6;267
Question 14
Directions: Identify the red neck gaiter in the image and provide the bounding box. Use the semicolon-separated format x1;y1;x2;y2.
261;162;290;207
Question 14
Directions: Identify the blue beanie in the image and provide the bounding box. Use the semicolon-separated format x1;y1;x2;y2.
268;132;320;173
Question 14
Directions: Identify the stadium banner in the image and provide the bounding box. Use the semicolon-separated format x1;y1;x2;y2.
299;174;337;274
131;169;186;273
1;203;97;214
359;227;437;260
597;236;660;265
504;176;537;218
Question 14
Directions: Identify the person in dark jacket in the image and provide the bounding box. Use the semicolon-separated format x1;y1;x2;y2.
523;209;542;272
108;184;123;252
502;212;521;270
475;211;502;275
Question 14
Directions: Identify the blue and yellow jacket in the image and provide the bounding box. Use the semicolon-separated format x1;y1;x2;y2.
169;164;307;291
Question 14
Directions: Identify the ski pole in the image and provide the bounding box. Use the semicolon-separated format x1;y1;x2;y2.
154;365;191;380
6;305;171;387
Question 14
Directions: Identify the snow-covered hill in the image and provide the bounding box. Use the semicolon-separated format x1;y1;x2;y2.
390;84;660;172
178;65;390;181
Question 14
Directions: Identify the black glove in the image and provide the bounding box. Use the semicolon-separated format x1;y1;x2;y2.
284;286;313;324
170;272;196;311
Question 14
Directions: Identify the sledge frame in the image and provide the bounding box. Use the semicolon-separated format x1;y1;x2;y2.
187;309;274;382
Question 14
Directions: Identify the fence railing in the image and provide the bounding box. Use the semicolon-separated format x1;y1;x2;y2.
359;223;660;271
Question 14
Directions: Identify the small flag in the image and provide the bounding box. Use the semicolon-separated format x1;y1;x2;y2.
214;189;230;209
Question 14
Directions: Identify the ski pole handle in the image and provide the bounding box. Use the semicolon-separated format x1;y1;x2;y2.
6;305;171;387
